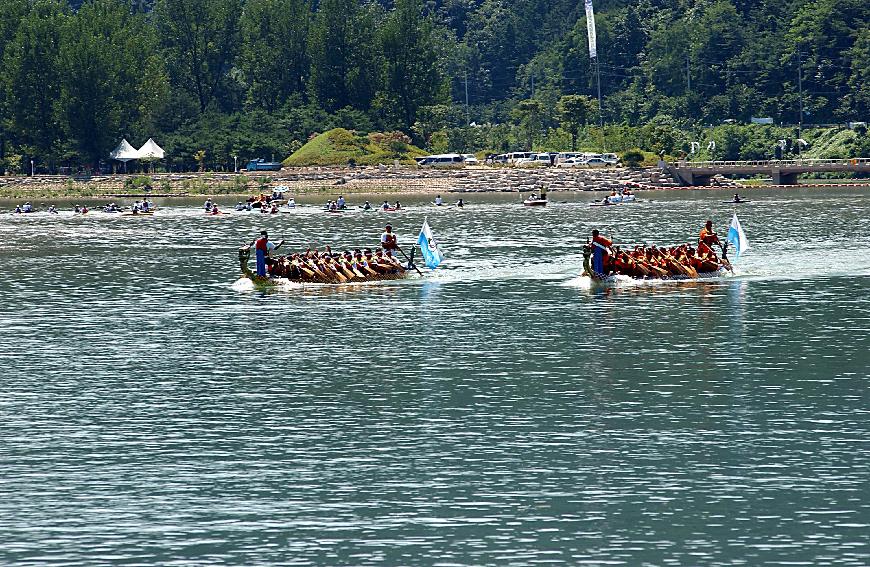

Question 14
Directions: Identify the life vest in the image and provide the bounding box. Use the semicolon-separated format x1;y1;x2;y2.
591;235;612;254
697;241;716;258
382;233;397;249
255;237;268;252
699;228;719;246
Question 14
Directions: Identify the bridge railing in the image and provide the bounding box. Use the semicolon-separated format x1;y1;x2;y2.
674;158;870;168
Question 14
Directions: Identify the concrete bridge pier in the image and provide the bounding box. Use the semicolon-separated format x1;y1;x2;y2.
771;169;799;185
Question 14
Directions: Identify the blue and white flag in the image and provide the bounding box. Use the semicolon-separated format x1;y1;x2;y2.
726;213;750;259
417;218;443;269
585;0;597;59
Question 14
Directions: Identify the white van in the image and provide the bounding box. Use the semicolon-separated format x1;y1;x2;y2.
517;153;553;167
416;154;464;167
507;152;534;164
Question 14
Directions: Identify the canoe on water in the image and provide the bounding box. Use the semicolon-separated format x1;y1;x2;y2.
237;246;413;287
722;200;751;203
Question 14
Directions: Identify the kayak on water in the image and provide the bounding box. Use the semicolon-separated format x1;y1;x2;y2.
722;200;751;203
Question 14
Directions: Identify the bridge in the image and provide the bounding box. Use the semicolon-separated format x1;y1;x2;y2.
664;158;870;186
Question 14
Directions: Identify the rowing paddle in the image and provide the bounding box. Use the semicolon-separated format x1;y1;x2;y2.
396;245;423;276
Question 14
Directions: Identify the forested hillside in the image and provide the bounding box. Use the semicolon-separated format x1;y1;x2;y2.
1;0;867;171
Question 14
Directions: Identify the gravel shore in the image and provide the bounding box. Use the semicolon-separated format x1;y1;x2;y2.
0;165;679;200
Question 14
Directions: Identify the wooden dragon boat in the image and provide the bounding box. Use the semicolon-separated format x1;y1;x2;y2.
238;246;412;287
580;243;730;286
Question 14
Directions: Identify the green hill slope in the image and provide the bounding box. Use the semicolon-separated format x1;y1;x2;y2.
283;128;427;167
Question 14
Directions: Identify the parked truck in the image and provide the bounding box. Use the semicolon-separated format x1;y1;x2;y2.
245;158;282;171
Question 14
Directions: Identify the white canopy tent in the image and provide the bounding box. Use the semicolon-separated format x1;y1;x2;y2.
136;138;165;173
137;138;165;160
109;139;139;172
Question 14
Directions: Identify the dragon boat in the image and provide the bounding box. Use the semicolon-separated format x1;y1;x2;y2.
237;246;414;287
580;243;730;287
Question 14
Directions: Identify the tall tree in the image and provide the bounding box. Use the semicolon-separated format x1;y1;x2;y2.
557;94;595;150
155;0;242;113
511;98;543;150
1;0;67;159
57;0;169;164
240;0;310;113
307;0;379;112
378;0;451;129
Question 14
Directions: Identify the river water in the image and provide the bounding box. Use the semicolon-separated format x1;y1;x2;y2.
1;187;869;566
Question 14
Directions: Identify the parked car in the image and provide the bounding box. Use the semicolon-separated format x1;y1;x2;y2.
581;157;610;167
462;154;479;165
556;157;585;168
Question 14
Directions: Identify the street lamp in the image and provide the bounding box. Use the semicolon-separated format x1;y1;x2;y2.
30;159;34;176
234;155;238;173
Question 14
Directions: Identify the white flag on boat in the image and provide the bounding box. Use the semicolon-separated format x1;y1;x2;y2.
585;0;597;59
417;218;443;269
727;213;750;259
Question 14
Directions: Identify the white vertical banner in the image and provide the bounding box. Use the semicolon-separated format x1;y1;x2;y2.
585;0;597;59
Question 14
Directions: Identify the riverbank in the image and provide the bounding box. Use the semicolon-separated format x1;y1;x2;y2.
1;165;867;200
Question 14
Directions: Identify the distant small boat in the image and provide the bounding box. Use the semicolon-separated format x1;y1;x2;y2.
523;198;547;207
722;200;751;204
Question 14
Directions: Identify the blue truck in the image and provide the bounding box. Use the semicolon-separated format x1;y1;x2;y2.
245;158;283;171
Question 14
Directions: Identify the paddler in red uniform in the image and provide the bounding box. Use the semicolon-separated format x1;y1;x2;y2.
250;230;283;277
590;229;613;276
380;225;398;257
698;219;720;257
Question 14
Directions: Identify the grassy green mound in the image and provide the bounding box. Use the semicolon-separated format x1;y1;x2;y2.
283;128;426;167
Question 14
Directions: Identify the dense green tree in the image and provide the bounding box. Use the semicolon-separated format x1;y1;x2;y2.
307;0;379;112
511;98;543;150
56;0;168;164
377;0;452;130
155;0;243;113
844;29;870;119
240;0;310;113
2;0;67;159
0;0;29;157
556;94;595;150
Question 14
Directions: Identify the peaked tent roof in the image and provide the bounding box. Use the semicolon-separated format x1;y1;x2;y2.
137;138;165;160
109;139;139;161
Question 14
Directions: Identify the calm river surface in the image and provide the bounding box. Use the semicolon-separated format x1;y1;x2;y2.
1;186;869;566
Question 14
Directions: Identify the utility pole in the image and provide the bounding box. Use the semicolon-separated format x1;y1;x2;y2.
686;52;691;92
531;74;535;99
464;71;470;125
797;49;803;158
595;56;605;151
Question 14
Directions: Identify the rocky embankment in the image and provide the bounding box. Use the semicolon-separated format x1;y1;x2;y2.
0;165;699;199
332;165;681;193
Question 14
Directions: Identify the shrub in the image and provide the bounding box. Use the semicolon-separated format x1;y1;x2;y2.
621;148;645;167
